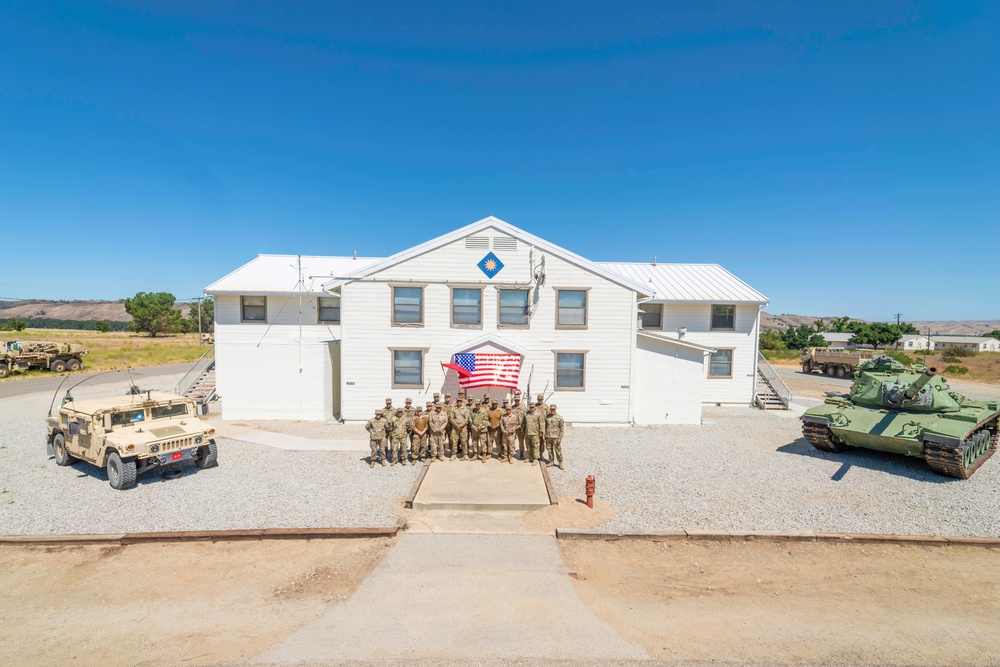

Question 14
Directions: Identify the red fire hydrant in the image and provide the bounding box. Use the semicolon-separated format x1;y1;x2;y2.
585;475;595;509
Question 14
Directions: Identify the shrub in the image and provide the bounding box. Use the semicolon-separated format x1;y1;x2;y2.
885;350;913;366
943;365;969;375
761;349;800;362
942;346;976;359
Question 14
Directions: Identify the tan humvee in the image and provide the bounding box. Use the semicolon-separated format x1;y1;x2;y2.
46;391;218;490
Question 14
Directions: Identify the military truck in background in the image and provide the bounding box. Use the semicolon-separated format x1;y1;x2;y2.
800;347;876;379
46;389;218;490
0;341;88;378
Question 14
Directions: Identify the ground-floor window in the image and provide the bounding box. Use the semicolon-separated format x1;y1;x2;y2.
392;349;424;388
708;349;733;378
555;351;586;389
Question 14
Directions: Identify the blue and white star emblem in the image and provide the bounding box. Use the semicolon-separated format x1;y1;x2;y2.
477;252;504;278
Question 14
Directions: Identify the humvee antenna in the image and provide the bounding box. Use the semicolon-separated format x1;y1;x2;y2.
47;369;124;417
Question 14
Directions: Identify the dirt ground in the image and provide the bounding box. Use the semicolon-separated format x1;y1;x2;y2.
0;538;395;667
561;539;1000;666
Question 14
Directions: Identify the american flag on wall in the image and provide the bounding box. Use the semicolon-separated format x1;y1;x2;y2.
442;353;522;389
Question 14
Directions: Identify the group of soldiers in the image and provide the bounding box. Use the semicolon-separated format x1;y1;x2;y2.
365;389;565;469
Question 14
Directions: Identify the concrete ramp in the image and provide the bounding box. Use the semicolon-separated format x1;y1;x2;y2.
412;458;551;511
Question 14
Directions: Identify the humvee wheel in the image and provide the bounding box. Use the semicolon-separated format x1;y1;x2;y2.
53;433;78;466
107;451;137;490
195;441;218;469
835;366;847;379
66;358;81;372
925;426;998;479
0;364;8;378
801;361;812;374
802;421;849;453
50;360;66;373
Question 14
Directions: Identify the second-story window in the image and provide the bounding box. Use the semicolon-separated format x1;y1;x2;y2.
451;288;482;326
393;287;423;325
241;296;266;322
639;303;662;329
318;296;340;323
498;289;529;327
711;304;735;330
556;289;588;328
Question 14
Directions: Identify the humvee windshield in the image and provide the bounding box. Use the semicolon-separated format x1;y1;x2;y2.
151;403;188;419
111;409;146;426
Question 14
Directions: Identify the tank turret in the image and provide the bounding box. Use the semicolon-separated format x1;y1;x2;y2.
801;355;1000;479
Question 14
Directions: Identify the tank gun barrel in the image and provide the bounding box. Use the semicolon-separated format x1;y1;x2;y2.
904;368;937;400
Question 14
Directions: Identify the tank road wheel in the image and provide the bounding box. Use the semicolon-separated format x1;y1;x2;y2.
835;366;847;379
825;366;836;377
65;358;81;372
924;426;998;479
107;451;137;490
195;441;218;469
801;361;812;374
801;421;850;453
53;433;78;466
0;364;8;378
50;360;66;373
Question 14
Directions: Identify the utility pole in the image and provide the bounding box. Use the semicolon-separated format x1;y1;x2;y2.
894;312;902;326
197;297;203;338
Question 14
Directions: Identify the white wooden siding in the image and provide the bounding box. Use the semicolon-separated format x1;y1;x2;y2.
634;337;705;424
338;228;636;423
660;304;760;405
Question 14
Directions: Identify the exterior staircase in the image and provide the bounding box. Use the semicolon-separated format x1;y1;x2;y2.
755;352;792;410
175;345;217;405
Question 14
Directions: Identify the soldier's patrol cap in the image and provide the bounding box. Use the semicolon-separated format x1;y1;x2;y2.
396;407;404;413
456;397;464;402
529;403;537;410
405;397;412;403
474;399;482;405
549;404;557;410
502;400;509;406
433;392;440;398
434;403;442;409
444;393;451;398
537;394;545;400
375;409;383;415
385;398;392;403
491;399;498;405
416;406;424;412
426;401;433;407
505;404;513;411
458;390;466;397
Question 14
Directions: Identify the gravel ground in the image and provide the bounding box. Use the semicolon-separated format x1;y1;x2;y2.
0;374;418;535
551;406;1000;537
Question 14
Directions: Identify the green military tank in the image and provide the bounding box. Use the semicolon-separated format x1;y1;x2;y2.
801;356;999;479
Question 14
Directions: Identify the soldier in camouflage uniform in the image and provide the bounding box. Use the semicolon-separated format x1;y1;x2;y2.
487;399;502;456
523;403;544;465
428;403;448;461
449;397;471;460
535;393;549;457
512;391;527;460
389;407;410;466
500;402;519;464
410;405;429;462
545;405;565;469
442;392;454;456
470;399;490;462
403;398;416;458
383;397;394;420
365;409;389;468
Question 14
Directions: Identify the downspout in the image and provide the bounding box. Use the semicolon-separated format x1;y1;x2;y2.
628;293;644;426
751;304;763;407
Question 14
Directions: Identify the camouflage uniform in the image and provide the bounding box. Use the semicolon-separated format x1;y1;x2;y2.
403;398;416;454
500;407;519;464
524;405;544;465
470;401;490;461
512;397;527;459
365;411;389;467
442;394;454;456
487;401;503;455
449;399;470;459
545;405;565;469
535;394;549;456
389;409;410;465
410;408;429;462
428;406;448;460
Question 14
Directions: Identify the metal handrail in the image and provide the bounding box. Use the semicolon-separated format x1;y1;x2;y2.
756;352;792;408
175;345;215;397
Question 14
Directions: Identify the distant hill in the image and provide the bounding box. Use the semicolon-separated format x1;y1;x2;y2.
0;299;189;322
763;312;1000;336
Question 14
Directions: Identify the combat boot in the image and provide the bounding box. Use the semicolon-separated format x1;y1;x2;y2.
546;461;554;468
370;460;376;469
381;459;388;467
401;459;407;466
558;462;564;470
530;459;536;466
507;455;513;464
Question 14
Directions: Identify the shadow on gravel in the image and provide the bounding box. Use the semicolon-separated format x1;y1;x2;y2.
57;456;207;490
777;437;953;484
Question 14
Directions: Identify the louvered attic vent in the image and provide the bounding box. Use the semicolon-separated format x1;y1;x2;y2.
492;236;517;251
465;236;490;250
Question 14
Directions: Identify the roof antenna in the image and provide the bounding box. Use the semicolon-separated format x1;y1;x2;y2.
353;250;357;260
652;255;657;266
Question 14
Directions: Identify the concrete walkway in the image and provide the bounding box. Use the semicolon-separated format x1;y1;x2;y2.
208;420;368;451
253;533;649;663
412;458;551;511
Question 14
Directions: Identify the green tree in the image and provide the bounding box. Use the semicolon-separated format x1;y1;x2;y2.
3;317;27;331
782;324;827;350
986;330;1000;341
848;322;904;349
187;297;215;334
813;319;827;332
897;322;920;335
829;316;852;332
759;329;787;350
94;320;111;333
124;292;183;337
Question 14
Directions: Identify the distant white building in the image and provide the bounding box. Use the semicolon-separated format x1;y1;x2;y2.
931;336;999;353
899;334;935;351
819;332;855;348
205;217;769;425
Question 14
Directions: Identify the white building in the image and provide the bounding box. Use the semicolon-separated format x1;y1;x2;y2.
931;336;999;353
205;217;768;425
899;334;935;351
819;332;855;348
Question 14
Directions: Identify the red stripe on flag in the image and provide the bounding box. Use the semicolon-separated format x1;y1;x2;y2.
441;362;472;378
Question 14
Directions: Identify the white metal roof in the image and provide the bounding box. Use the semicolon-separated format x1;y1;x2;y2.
205;254;384;295
931;335;995;344
322;216;651;295
598;262;768;305
821;332;855;343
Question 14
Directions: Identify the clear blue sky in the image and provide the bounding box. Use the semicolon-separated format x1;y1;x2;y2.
1;1;997;320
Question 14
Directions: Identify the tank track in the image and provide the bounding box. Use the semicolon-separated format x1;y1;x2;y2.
801;421;849;453
924;422;999;479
